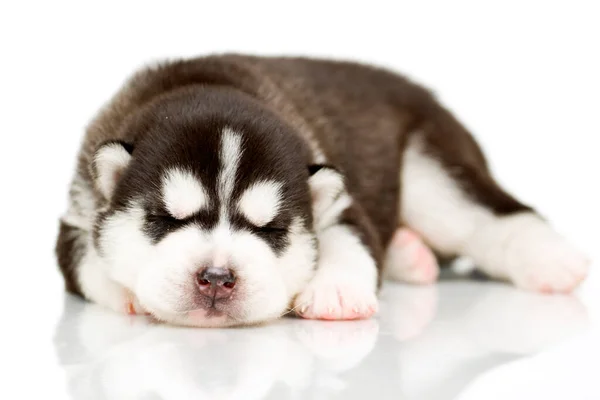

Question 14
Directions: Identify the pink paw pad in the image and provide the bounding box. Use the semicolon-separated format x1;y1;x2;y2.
125;301;137;315
393;228;421;247
535;271;588;294
300;305;376;321
386;228;440;284
295;286;378;321
524;255;590;295
123;290;149;316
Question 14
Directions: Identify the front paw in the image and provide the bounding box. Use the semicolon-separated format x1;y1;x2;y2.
293;278;378;321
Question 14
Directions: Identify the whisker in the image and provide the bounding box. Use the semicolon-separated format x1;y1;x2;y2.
278;299;310;318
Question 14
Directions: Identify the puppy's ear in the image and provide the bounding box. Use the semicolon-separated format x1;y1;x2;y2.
91;141;133;200
308;164;350;229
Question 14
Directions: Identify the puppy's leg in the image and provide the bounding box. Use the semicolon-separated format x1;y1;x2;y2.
295;167;380;320
384;227;440;284
56;221;144;315
401;125;590;293
295;222;379;320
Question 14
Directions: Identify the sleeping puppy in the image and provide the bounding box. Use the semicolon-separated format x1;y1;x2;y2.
55;54;590;327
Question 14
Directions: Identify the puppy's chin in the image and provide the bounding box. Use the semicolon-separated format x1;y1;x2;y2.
145;306;284;328
153;311;236;328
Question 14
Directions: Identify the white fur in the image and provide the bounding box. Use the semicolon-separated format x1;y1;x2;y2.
77;237;133;315
296;167;379;319
238;181;283;227
100;206;153;286
162;168;208;219
465;213;590;291
218;128;242;216
93;143;132;199
308;168;349;231
450;256;477;275
401;137;489;255
61;175;97;231
401;135;590;291
275;218;319;303
294;224;378;319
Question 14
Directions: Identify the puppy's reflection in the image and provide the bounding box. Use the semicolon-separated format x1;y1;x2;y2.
53;296;379;400
379;281;589;400
54;281;588;400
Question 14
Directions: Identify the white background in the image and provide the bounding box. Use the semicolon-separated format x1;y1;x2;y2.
0;1;598;399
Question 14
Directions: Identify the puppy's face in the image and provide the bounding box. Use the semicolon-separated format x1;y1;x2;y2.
91;104;337;327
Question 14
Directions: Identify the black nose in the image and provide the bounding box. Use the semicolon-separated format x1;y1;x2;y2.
196;267;236;300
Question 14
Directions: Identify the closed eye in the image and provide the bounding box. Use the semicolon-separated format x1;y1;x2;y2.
147;205;193;222
145;206;191;225
148;210;176;219
147;212;179;222
255;225;287;234
250;220;288;236
229;212;289;238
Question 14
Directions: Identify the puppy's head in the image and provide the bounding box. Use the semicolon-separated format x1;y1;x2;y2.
90;89;343;327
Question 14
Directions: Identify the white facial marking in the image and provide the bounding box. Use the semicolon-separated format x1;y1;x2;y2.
162;168;208;219
94;143;132;199
238;181;283;227
218;128;243;219
209;128;243;269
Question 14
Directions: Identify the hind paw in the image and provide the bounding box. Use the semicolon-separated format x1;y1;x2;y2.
384;228;440;284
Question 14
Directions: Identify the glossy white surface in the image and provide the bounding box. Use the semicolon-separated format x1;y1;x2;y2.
20;274;600;400
2;1;599;399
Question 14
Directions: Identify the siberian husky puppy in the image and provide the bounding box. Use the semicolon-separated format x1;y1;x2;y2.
55;54;589;327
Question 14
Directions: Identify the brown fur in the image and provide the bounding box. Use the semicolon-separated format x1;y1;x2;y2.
55;222;86;296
